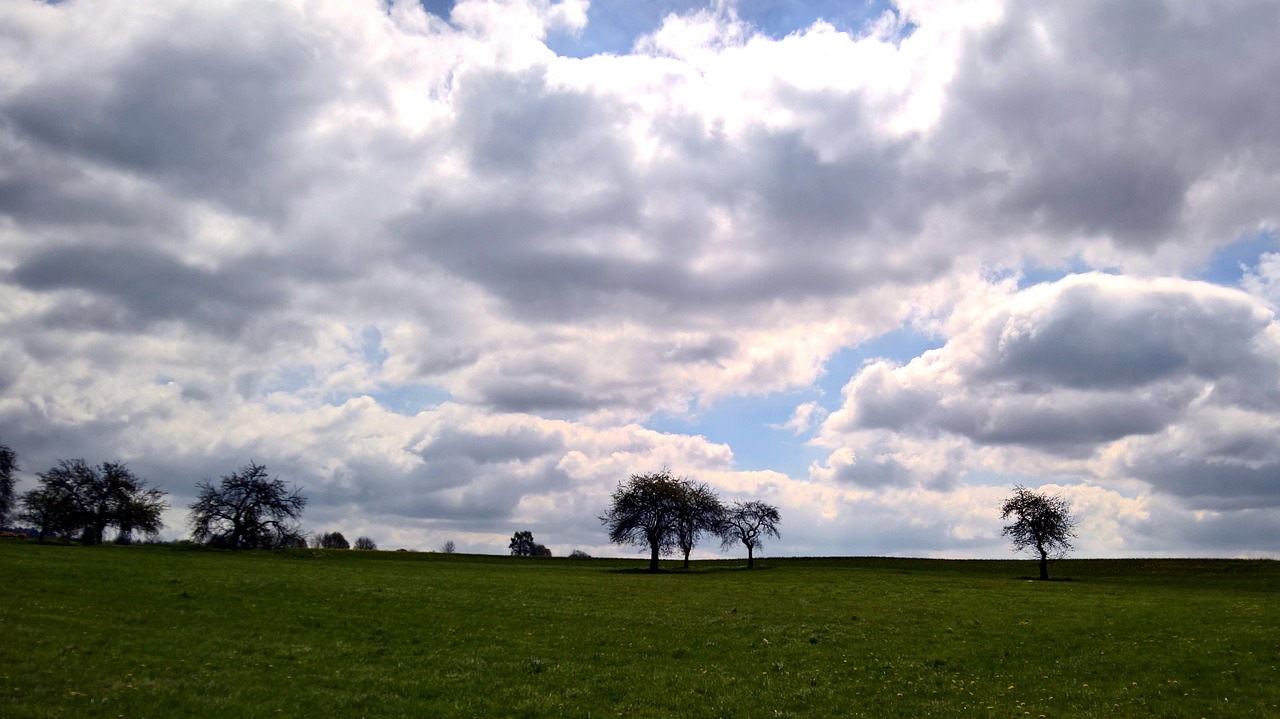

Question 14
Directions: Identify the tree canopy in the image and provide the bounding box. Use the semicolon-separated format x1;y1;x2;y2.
319;531;350;549
0;441;16;525
601;470;717;571
188;463;306;549
18;459;166;544
1000;485;1077;580
509;530;550;557
674;481;725;569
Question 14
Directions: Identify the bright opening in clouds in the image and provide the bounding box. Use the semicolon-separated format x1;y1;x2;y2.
3;0;1280;557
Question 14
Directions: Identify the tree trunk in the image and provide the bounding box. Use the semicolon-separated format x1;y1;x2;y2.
1037;544;1049;580
747;544;754;569
649;542;660;572
682;548;691;570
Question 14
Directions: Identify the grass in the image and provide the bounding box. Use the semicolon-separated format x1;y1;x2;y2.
2;543;1278;718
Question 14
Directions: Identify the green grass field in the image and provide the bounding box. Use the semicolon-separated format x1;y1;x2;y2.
2;542;1277;718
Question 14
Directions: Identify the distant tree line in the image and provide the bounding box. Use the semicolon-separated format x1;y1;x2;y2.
1;438;1080;576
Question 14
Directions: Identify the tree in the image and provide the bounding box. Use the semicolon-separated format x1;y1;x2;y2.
113;484;168;544
674;481;725;569
18;459;166;544
353;536;377;550
1000;485;1077;580
441;539;456;554
0;441;16;525
600;470;690;572
509;530;537;556
319;531;350;549
532;542;552;557
188;463;307;549
18;486;77;542
718;500;781;569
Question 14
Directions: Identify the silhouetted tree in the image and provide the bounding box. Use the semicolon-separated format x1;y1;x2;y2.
675;481;725;569
188;463;306;549
532;542;552;557
18;459;166;544
600;470;690;572
719;500;781;569
441;539;456;554
18;485;77;542
354;536;377;550
319;531;350;549
509;530;537;556
0;441;16;525
113;485;169;544
1000;485;1077;580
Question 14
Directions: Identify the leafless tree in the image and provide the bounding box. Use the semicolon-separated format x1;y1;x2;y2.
188;463;306;549
719;500;781;569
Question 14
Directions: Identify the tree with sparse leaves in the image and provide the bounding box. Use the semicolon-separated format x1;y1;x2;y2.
188;463;306;549
18;485;77;542
1000;485;1077;580
441;540;456;554
674;481;725;569
0;441;17;525
600;470;692;572
718;500;781;569
354;536;377;550
18;459;166;544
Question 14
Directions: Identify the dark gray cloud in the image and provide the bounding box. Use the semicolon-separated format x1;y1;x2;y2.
2;4;333;218
938;0;1280;252
10;245;286;336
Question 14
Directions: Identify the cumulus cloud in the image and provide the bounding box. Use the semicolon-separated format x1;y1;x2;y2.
816;274;1280;522
3;0;1280;556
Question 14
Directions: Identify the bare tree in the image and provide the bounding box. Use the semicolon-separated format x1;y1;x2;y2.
441;539;456;554
188;463;306;549
674;481;725;569
719;500;781;569
1000;486;1077;580
599;470;689;572
353;536;377;550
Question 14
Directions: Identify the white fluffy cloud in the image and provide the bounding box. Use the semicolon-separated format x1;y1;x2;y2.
2;0;1280;556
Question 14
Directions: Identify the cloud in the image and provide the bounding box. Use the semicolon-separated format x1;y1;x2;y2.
3;0;1280;556
817;273;1280;513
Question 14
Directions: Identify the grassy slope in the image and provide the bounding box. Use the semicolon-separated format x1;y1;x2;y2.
2;543;1277;718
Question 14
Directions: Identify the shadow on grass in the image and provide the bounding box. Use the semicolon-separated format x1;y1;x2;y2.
604;564;777;575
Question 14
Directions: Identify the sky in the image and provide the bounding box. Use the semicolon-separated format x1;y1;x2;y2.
3;0;1280;559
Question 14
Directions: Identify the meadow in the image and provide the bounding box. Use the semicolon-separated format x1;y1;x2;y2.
1;542;1277;718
